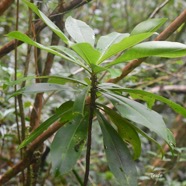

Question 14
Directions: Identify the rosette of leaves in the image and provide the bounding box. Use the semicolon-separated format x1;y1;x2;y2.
7;0;186;185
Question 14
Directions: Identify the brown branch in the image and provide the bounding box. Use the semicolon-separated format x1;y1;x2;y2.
149;85;186;94
0;0;14;15
0;121;63;184
0;0;92;59
108;9;186;83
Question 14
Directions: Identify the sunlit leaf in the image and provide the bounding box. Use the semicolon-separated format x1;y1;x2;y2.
113;41;186;64
50;114;88;175
131;18;167;35
65;16;95;46
71;43;101;65
97;111;137;186
98;32;154;64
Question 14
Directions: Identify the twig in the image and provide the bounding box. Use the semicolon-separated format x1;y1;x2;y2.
149;0;170;18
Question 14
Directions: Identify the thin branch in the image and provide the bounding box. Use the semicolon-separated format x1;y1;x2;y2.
149;0;170;18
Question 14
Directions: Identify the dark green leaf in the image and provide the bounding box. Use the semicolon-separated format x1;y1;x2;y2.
73;87;89;116
50;114;88;175
101;104;141;159
99;84;186;118
101;91;175;146
19;101;74;149
97;111;137;186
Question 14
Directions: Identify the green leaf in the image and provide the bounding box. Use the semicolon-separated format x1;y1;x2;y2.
6;32;83;67
7;75;87;87
130;93;155;109
73;87;89;116
19;101;74;149
22;0;69;44
50;114;88;175
114;41;186;64
96;32;129;64
65;16;95;46
98;32;155;65
50;45;87;68
131;18;167;35
99;84;186;118
10;83;76;97
97;111;137;186
101;104;141;160
97;32;130;52
101;91;175;146
71;43;101;65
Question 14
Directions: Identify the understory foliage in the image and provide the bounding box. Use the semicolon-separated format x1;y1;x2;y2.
1;0;186;185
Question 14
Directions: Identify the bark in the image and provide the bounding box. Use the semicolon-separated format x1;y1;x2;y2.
0;0;14;15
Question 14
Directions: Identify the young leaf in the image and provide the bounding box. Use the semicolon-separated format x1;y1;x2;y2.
22;0;69;44
97;111;137;186
113;41;186;64
101;104;141;160
99;84;186;118
98;32;154;64
73;87;89;116
131;18;167;35
50;114;88;175
19;101;74;149
101;91;175;146
97;32;130;52
65;16;95;46
71;43;101;65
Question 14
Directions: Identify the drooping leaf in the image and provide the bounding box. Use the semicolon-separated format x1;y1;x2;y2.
113;41;186;64
99;83;186;118
131;18;167;35
65;16;95;46
50;114;88;175
7;75;87;87
19;101;74;149
101;91;175;146
71;43;101;65
10;83;76;97
22;0;69;44
97;111;137;186
98;32;155;64
7;32;85;68
73;87;89;116
100;104;141;160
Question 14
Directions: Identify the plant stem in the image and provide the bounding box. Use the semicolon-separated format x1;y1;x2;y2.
84;73;97;186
